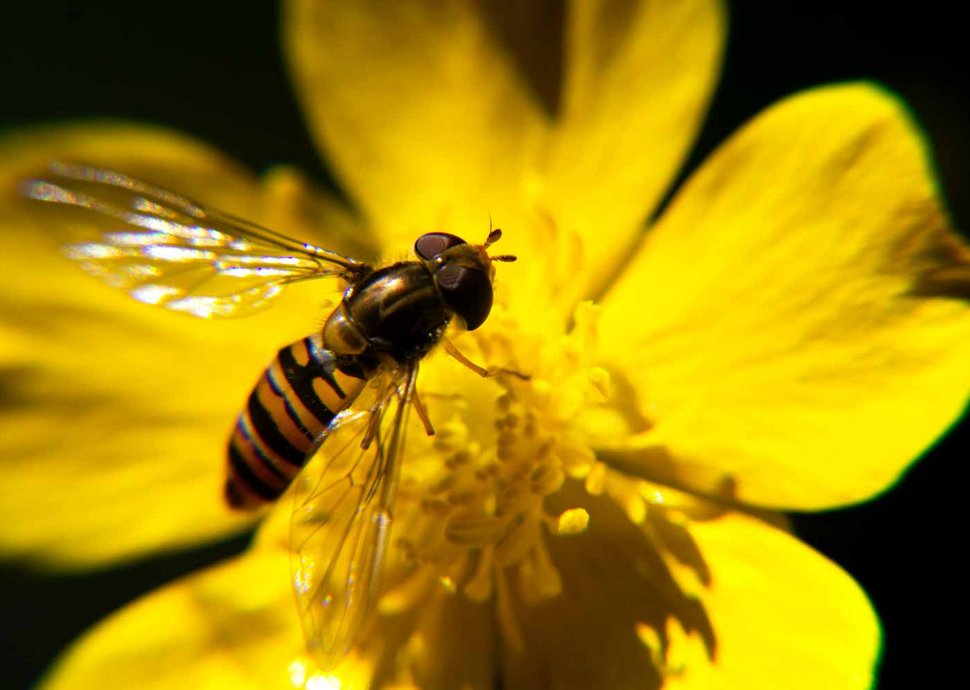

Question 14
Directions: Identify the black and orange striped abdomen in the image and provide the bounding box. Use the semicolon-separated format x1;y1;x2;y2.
225;334;365;510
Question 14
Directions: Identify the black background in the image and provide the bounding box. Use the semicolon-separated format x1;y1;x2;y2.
1;2;966;689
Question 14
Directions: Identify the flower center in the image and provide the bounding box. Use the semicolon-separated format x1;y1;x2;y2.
384;303;607;620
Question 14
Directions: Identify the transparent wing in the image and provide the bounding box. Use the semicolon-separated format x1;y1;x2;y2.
290;364;418;672
21;162;370;318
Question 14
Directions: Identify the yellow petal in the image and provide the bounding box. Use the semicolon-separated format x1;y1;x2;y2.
0;124;348;567
544;0;725;294
599;84;970;509
38;546;317;690
284;0;548;247
502;486;877;689
684;511;880;690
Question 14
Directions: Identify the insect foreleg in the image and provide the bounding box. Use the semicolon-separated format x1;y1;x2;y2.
443;339;530;381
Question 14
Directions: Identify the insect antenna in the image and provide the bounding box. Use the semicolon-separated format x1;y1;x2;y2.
482;226;517;262
483;227;503;247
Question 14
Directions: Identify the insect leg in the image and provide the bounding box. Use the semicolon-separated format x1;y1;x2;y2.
410;385;435;436
360;383;395;450
443;339;530;380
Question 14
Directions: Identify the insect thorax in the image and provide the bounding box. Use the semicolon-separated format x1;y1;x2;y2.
323;262;452;369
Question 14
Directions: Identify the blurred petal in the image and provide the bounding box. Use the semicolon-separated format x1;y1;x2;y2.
39;546;313;690
599;84;970;509
285;0;548;246
259;163;378;262
545;0;725;294
0;123;352;567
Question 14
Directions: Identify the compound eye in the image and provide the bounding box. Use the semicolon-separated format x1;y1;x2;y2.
415;232;466;260
436;264;493;330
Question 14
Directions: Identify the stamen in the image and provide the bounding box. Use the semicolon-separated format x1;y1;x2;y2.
464;546;494;601
444;515;508;547
529;462;564;496
585;463;606;495
554;508;589;535
498;481;531;513
523;537;562;601
496;570;525;654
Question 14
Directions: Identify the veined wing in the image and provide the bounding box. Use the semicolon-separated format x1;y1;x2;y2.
21;162;370;318
290;364;418;672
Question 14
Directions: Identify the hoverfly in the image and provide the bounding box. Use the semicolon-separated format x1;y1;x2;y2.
22;162;520;671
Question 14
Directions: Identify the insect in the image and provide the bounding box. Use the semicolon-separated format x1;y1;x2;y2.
22;162;520;671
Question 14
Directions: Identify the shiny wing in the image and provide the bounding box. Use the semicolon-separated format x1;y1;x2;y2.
21;162;370;318
290;364;418;672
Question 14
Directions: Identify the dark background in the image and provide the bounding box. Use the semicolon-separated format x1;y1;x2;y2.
1;2;965;688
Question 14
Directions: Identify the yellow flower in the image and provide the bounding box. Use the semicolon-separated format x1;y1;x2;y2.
2;1;969;689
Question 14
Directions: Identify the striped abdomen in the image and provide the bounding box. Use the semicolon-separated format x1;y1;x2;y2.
225;334;365;510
